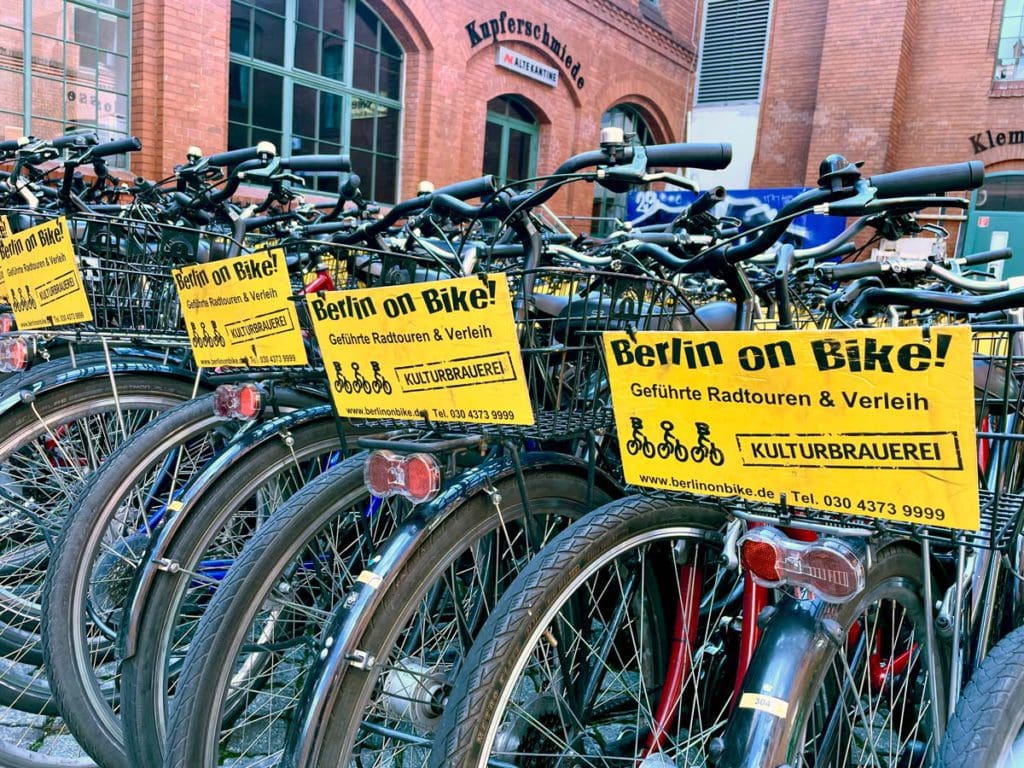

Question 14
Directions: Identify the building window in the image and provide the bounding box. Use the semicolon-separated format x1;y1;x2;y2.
591;104;654;235
481;96;538;188
996;0;1024;80
0;0;131;167
228;0;403;201
695;0;771;104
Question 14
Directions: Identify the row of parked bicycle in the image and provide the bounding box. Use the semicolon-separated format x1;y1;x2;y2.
0;126;1023;768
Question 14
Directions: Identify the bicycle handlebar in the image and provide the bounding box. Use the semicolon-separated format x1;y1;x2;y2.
869;161;984;198
644;143;732;170
281;154;352;173
848;284;1024;317
84;136;142;160
51;132;99;150
206;146;262;168
959;247;1012;266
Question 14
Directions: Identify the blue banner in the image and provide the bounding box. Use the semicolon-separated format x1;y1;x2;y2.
627;188;846;250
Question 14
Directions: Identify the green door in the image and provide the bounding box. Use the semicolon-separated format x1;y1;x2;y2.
963;173;1024;278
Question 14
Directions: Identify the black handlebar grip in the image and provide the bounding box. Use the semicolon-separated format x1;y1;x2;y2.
434;175;499;200
961;247;1012;266
283;154;352;173
0;138;26;153
51;132;98;150
429;193;480;218
869;160;985;199
644;143;732;171
302;221;356;236
206;146;261;167
816;260;884;281
631;232;678;246
89;136;142;158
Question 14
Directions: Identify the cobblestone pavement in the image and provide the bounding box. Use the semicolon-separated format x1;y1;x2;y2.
0;703;285;765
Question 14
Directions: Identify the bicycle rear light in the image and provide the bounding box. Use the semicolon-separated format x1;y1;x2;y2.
363;450;442;505
0;337;28;372
0;313;15;333
739;527;865;603
365;450;401;497
212;383;262;420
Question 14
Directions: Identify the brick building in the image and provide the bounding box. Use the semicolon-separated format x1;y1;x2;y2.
1;0;701;222
744;0;1024;260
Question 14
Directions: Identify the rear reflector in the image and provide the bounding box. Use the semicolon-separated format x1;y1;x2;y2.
0;337;28;372
364;450;441;505
212;383;262;420
739;527;865;603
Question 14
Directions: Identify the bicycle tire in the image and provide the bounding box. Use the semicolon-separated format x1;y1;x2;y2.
427;493;732;768
120;414;352;767
720;543;944;768
40;395;249;768
936;624;1024;767
292;470;622;768
0;374;197;763
163;454;400;767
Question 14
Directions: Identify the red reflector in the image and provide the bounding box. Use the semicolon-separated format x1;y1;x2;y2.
212;383;262;420
740;538;782;583
739;527;865;604
363;450;442;505
364;450;401;496
0;313;15;334
401;453;441;504
0;338;28;372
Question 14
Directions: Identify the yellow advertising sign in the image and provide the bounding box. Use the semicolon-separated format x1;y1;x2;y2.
604;326;979;530
173;249;308;367
0;217;92;329
308;275;534;425
0;215;9;304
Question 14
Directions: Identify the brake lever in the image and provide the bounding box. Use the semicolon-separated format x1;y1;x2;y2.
640;170;699;192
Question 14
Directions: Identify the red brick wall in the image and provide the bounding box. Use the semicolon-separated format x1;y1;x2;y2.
383;0;698;218
131;0;700;217
132;0;230;180
753;0;1024;185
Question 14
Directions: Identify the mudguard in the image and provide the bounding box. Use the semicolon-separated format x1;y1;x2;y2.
119;404;337;657
283;451;621;767
0;358;202;420
715;598;838;768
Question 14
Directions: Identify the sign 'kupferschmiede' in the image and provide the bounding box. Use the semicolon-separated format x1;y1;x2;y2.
604;326;979;531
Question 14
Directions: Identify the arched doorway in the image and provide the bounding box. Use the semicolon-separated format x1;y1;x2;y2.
481;95;538;187
963;172;1024;277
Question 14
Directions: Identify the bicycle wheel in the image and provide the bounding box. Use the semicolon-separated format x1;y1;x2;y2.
162;455;402;767
289;467;621;768
120;413;352;767
936;624;1024;767
40;395;249;768
797;545;942;768
428;494;734;768
720;543;943;768
0;374;198;764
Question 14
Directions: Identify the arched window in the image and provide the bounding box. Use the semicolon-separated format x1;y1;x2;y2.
229;0;403;200
481;96;538;187
592;104;654;234
1;1;132;167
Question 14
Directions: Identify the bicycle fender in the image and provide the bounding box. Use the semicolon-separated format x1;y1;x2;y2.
0;359;201;419
715;597;839;768
283;452;621;768
119;404;337;658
